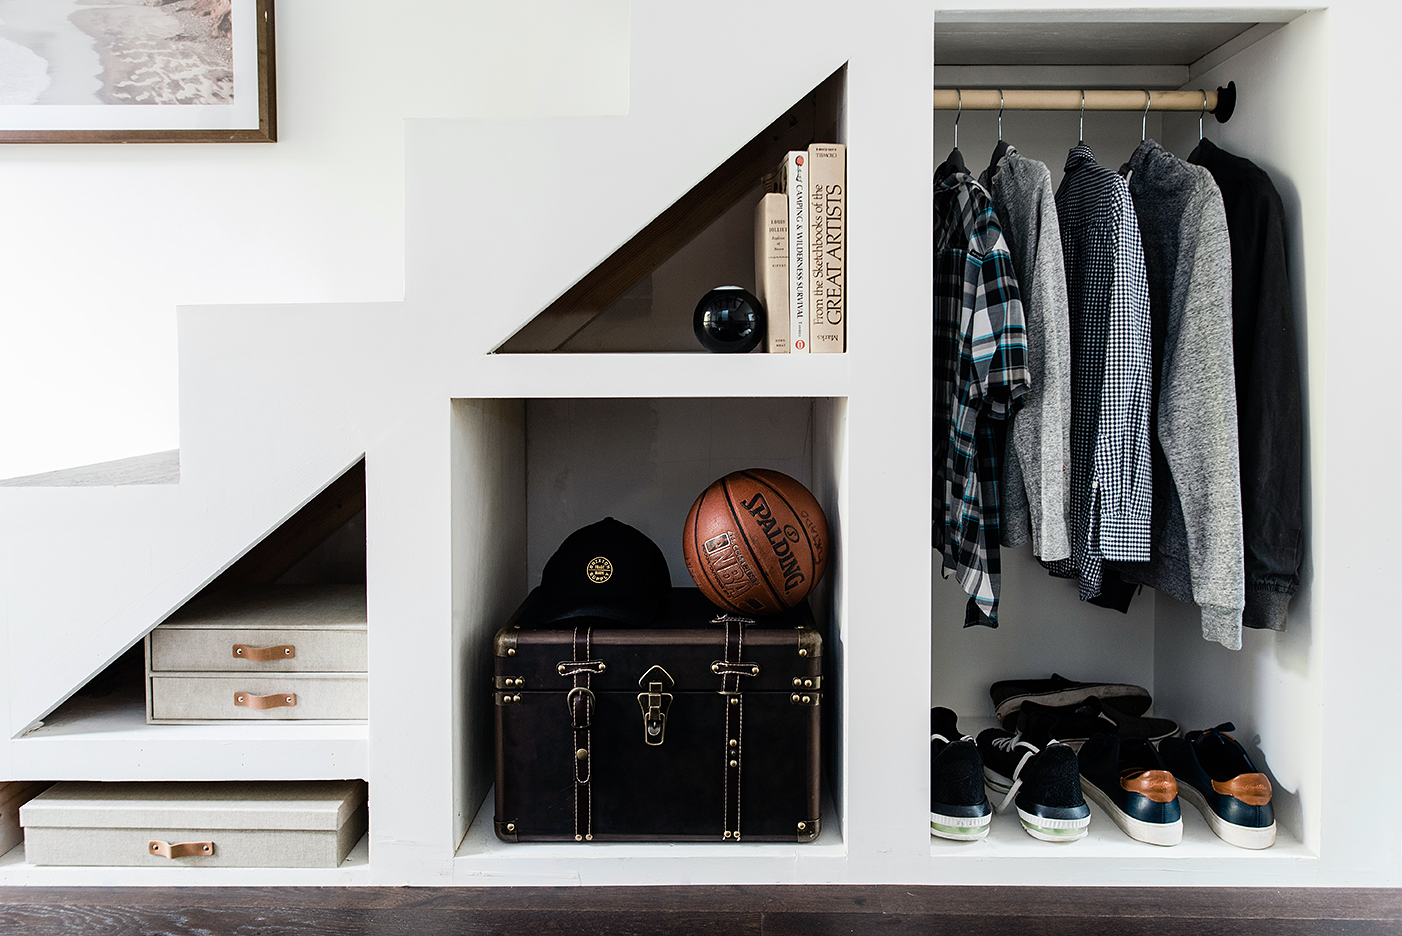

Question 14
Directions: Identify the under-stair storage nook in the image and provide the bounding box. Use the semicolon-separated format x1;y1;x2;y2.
0;1;1388;892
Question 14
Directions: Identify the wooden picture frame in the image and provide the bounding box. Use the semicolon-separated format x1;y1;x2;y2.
0;0;276;143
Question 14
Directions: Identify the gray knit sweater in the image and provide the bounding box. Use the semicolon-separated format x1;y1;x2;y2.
1120;139;1245;649
982;148;1072;562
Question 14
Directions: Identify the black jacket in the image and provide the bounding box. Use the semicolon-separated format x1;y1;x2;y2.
1188;138;1304;631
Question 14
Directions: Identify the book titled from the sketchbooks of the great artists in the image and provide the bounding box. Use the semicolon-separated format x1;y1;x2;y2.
754;192;789;353
807;142;845;353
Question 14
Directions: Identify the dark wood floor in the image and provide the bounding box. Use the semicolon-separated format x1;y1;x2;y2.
1;886;1400;935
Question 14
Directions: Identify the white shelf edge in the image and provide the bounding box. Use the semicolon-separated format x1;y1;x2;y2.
0;834;371;886
10;696;369;781
451;352;851;400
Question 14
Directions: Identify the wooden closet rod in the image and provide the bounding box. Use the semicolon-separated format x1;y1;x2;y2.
934;82;1237;122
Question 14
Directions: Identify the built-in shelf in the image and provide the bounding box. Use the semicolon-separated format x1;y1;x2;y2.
453;788;845;886
12;684;367;783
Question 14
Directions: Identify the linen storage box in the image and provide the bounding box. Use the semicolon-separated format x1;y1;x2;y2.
20;780;367;868
494;587;822;843
146;583;367;723
0;781;51;858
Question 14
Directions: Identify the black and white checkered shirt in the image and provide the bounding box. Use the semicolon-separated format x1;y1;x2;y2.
1045;144;1154;599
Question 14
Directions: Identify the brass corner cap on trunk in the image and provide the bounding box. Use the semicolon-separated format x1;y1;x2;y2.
494;627;519;658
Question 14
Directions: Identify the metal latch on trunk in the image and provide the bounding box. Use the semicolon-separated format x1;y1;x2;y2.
636;665;675;746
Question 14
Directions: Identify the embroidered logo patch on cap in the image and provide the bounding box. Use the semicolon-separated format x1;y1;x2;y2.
586;557;613;583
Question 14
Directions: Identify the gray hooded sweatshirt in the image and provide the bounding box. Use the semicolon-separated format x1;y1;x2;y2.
981;147;1073;562
1119;139;1245;649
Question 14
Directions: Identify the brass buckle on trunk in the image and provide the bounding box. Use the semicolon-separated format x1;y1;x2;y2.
566;686;595;728
636;665;674;746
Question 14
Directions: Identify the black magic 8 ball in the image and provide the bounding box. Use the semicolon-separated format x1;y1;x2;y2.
693;286;764;353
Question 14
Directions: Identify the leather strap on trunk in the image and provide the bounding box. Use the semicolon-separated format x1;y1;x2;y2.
714;613;757;841
570;624;595;841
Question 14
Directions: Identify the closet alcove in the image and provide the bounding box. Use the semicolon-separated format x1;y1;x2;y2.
930;8;1323;870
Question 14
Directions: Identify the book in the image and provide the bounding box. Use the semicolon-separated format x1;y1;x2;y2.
754;193;790;353
807;143;846;353
780;151;809;353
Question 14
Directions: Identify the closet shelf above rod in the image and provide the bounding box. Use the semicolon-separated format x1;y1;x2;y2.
933;82;1236;123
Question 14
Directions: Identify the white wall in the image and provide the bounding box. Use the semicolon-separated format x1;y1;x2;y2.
1153;9;1329;854
0;1;629;481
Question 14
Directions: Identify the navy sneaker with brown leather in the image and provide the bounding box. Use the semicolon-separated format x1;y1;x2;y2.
1078;733;1182;846
1159;723;1275;849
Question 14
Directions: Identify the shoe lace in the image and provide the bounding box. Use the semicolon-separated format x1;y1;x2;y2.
991;734;1041;814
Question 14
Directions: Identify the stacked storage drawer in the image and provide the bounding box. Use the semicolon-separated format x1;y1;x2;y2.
146;584;366;723
21;780;367;868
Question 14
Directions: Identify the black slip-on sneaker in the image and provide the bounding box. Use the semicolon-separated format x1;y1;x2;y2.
990;673;1151;727
930;707;993;841
977;711;1090;842
1015;697;1180;748
1078;733;1182;846
1159;723;1276;849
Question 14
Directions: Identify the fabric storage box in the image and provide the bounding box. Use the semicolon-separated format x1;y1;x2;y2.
146;583;366;723
494;587;822;843
0;781;52;858
20;780;367;868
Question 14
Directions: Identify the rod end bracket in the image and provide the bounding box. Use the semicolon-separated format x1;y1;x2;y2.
1214;81;1237;123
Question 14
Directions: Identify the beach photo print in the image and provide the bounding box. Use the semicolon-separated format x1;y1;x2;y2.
0;0;274;142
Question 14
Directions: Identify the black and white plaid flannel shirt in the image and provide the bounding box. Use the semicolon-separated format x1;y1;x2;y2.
933;152;1031;626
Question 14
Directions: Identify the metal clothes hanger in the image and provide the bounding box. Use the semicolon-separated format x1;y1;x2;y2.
997;89;1004;141
1079;89;1085;143
955;89;961;149
1142;90;1151;141
1199;89;1208;140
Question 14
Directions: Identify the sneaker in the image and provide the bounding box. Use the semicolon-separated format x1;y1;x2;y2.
990;673;1151;727
930;707;993;841
1078;733;1183;846
1014;697;1180;747
977;711;1091;842
1159;723;1276;849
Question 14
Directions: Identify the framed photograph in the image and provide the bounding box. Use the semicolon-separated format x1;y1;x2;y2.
0;0;275;143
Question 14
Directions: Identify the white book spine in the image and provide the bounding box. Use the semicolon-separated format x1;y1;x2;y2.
807;143;845;353
755;193;789;353
783;151;809;353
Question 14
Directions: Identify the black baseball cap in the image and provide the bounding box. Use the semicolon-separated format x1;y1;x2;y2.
535;517;672;626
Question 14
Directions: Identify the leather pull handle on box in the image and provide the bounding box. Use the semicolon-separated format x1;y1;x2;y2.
234;691;297;710
232;643;295;661
149;840;213;859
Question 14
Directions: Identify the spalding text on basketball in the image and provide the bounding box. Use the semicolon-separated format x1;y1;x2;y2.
739;493;807;592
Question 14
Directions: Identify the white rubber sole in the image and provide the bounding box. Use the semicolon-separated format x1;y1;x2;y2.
930;811;992;841
1080;774;1183;846
1178;782;1276;849
1016;807;1090;842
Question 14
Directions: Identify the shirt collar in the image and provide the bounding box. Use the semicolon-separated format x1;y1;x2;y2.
1064;142;1096;174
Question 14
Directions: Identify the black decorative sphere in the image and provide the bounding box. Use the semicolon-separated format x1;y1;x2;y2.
693;286;764;353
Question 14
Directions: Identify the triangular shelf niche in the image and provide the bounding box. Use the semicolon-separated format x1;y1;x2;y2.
495;66;846;354
30;460;367;735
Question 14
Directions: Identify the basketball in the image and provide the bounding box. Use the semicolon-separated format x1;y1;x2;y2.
682;468;829;616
